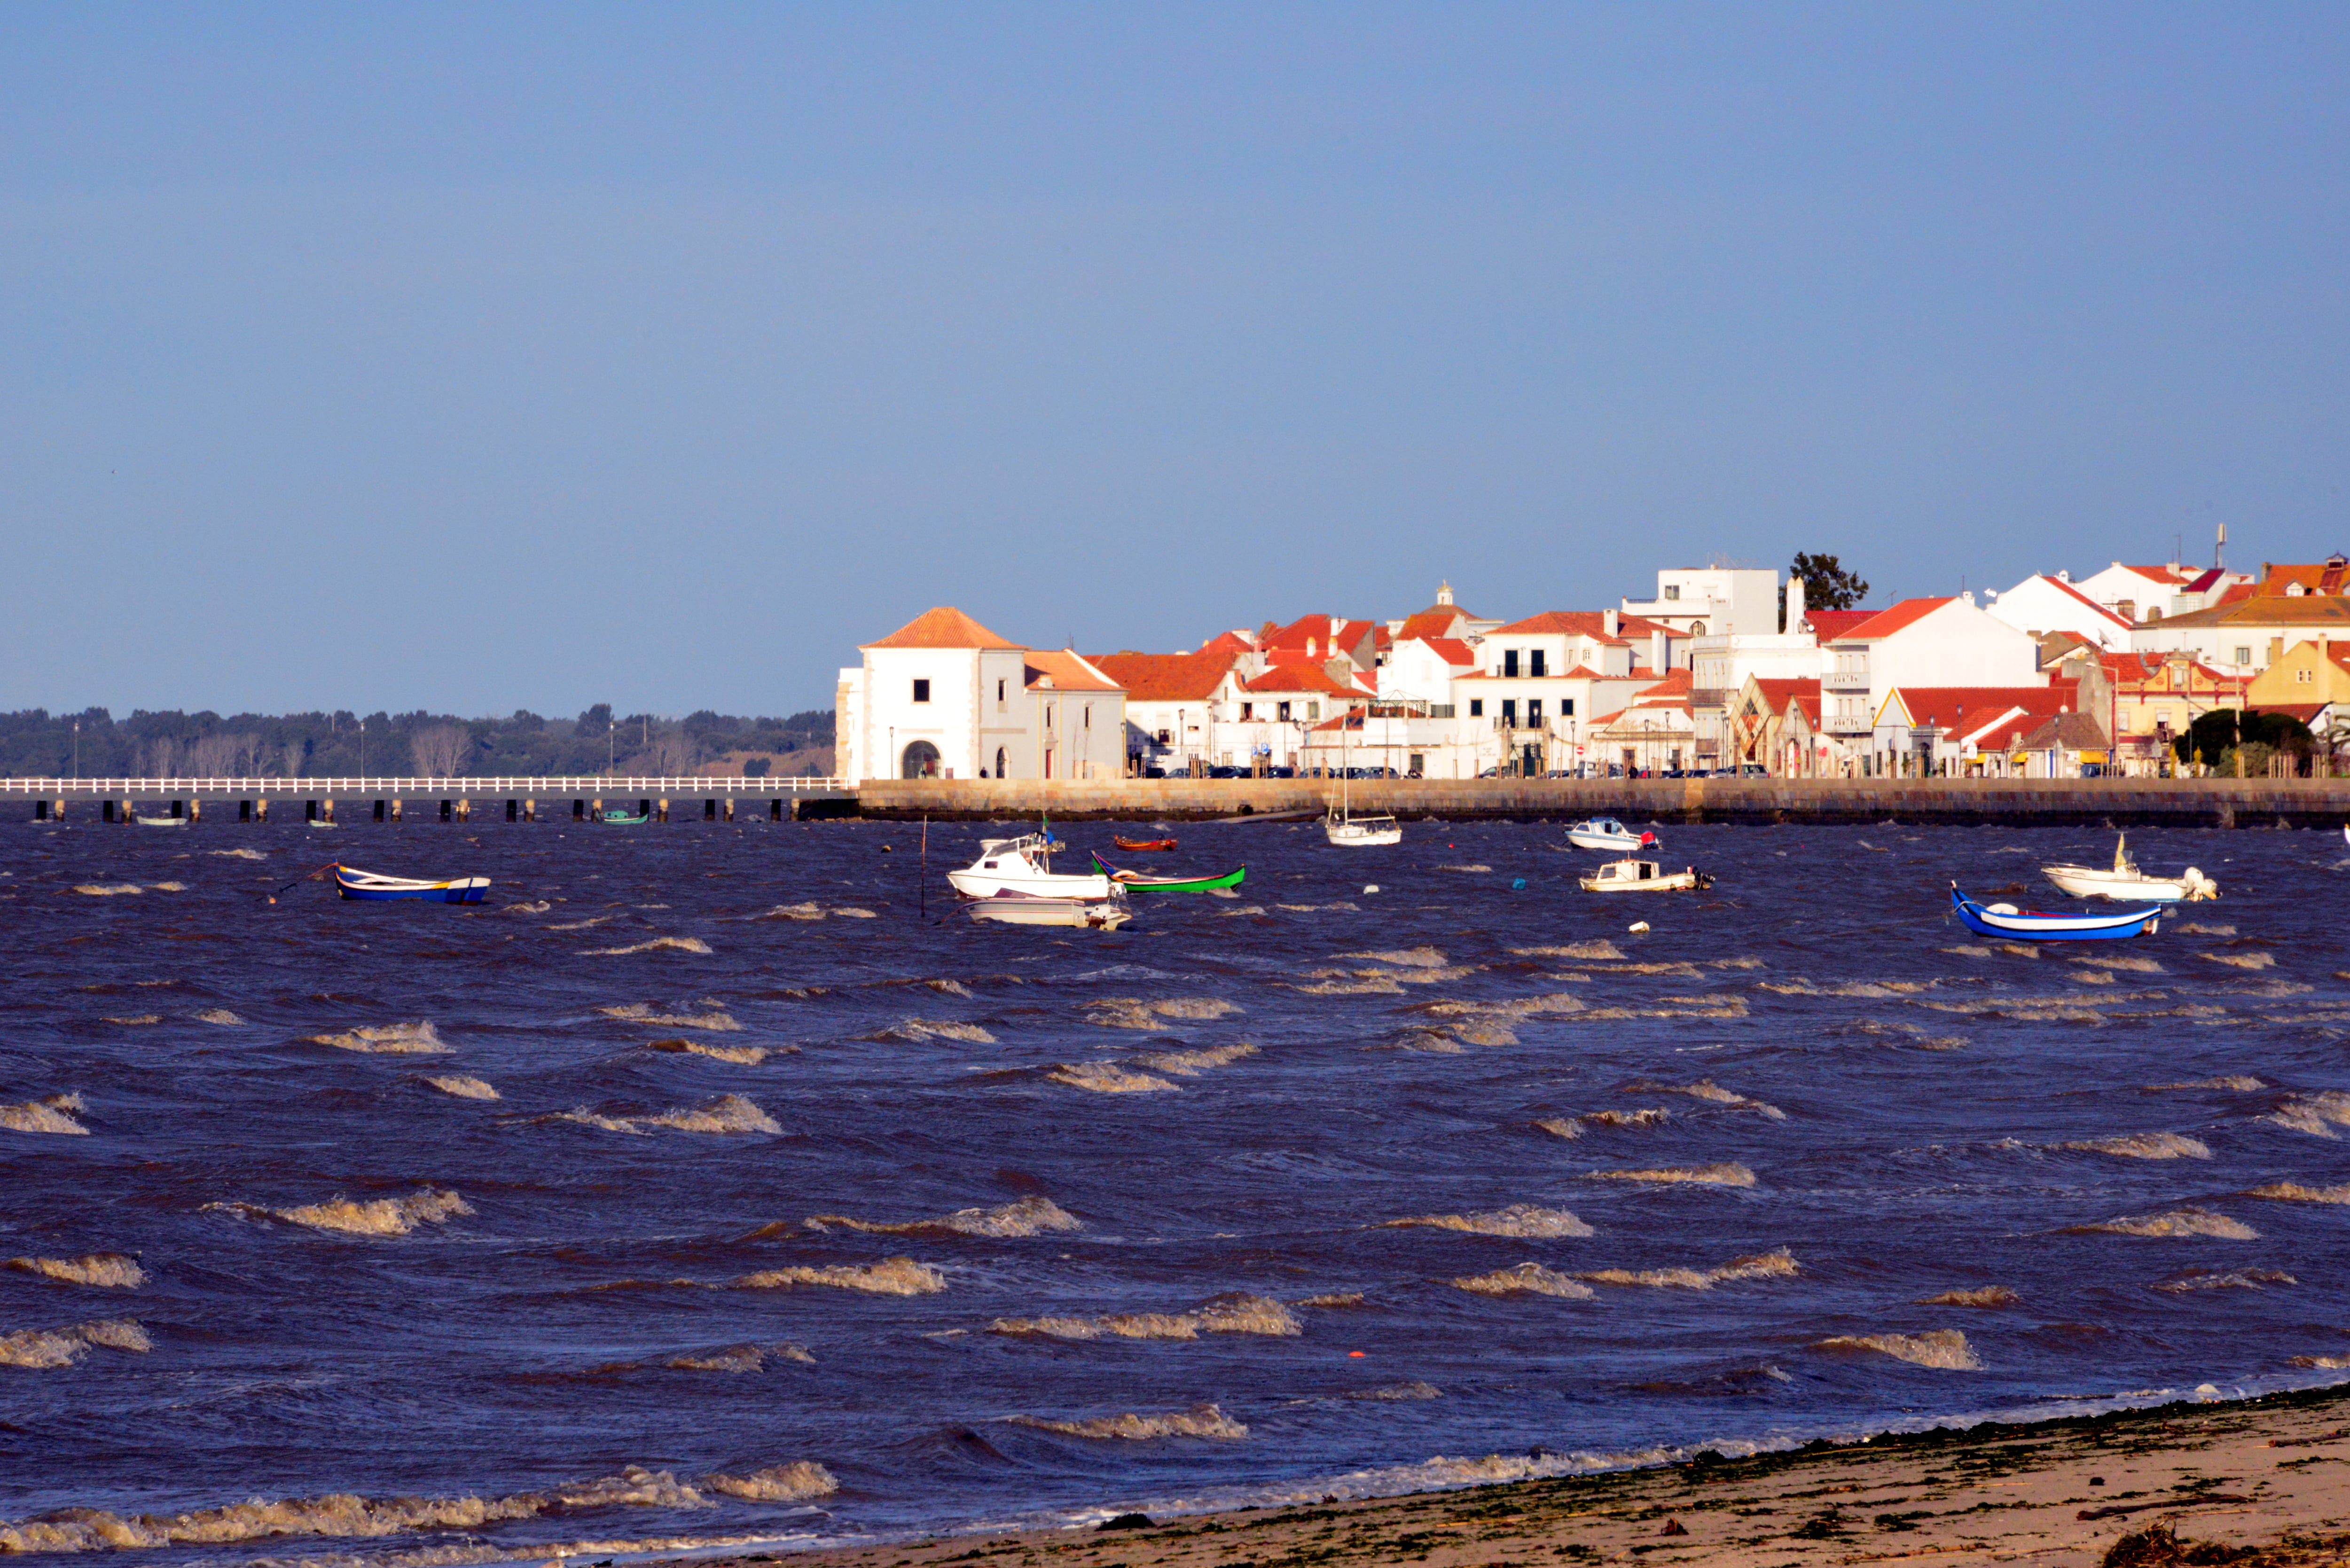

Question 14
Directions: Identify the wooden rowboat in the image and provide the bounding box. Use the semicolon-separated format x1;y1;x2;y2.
1948;883;2158;942
334;865;491;904
1090;852;1246;893
1112;836;1178;852
599;809;652;825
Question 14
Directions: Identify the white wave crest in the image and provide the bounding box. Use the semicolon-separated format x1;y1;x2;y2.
1512;941;1624;961
735;1258;946;1295
1012;1403;1248;1441
0;1094;90;1136
759;902;827;921
310;1022;450;1055
1345;1381;1442;1400
559;1095;780;1136
1641;1079;1786;1120
991;1292;1298;1341
2266;1091;2350;1139
2247;1181;2350;1204
1048;1062;1176;1093
0;1318;151;1370
894;1019;997;1044
645;1038;770;1065
2069;1207;2258;1240
196;1009;244;1026
102;1014;161;1026
73;884;142;896
210;848;269;860
1133;1043;1259;1077
1450;1263;1594;1299
596;1003;743;1032
2149;1076;2265;1092
2152;1268;2296;1294
422;1076;500;1100
1583;1163;1755;1187
586;937;714;957
1345;947;1450;968
699;1462;837;1501
1579;1248;1798;1291
1815;1328;1980;1370
6;1254;144;1289
1385;1204;1593;1239
1081;997;1242;1031
2060;1132;2212;1160
806;1195;1082;1239
2202;950;2275;970
1919;1285;2018;1308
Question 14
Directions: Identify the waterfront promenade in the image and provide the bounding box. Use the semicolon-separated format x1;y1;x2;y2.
858;775;2350;826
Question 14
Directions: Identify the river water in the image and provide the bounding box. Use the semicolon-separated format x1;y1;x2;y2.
3;816;2347;1564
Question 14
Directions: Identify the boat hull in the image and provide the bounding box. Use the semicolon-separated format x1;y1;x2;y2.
132;816;188;828
1579;868;1707;892
335;868;491;904
1091;853;1245;892
947;869;1115;901
1325;814;1401;847
967;899;1131;930
1950;885;2157;941
2042;865;2193;902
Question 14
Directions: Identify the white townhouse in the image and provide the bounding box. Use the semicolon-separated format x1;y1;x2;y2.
1819;594;2044;774
1620;567;1782;641
2074;560;2250;622
1448;611;1662;775
1982;572;2135;651
837;608;1127;783
1684;577;1831;766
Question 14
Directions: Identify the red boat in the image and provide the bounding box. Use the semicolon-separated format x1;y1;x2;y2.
1112;836;1178;852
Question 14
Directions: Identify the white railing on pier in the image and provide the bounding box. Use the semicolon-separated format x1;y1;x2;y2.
0;776;847;796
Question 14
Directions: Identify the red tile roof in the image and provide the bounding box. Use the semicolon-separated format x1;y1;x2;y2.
862;606;1026;650
1801;609;1877;640
1885;682;2075;729
1402;636;1478;667
1198;630;1257;655
1748;677;1822;725
1836;597;1956;641
1486;610;1630;644
1022;649;1123;693
1627;669;1693;707
1092;649;1238;703
1242;661;1370;696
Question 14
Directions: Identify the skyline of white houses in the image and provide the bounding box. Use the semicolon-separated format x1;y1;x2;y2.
835;551;2350;782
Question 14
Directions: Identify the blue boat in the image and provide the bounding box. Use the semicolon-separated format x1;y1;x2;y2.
1949;882;2158;942
334;865;491;904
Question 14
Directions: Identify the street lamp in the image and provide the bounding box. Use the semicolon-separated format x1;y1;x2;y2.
608;719;615;777
359;718;366;779
71;719;78;781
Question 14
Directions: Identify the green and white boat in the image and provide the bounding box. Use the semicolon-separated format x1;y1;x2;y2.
1090;851;1246;893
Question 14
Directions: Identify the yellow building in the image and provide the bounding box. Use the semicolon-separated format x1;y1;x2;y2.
2246;635;2350;719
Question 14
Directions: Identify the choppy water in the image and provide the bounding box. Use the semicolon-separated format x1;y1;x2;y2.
5;816;2349;1564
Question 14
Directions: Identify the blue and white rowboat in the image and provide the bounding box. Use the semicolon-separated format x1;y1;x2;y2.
1567;817;1655;852
334;865;491;904
1949;883;2158;942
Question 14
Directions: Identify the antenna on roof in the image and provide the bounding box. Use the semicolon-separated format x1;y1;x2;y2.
2215;522;2226;569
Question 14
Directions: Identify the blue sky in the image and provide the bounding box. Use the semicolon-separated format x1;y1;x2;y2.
4;4;2346;716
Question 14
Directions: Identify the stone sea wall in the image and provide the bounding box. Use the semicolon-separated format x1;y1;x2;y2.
849;777;2350;827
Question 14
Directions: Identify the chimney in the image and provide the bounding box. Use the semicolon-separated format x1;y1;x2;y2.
2056;569;2069;582
1961;589;1976;607
1604;608;1620;638
1652;628;1668;672
1785;573;1806;634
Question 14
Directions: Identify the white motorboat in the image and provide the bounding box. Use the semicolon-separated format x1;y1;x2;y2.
1566;816;1654;852
966;897;1131;930
1578;857;1713;893
2041;834;2217;903
1324;719;1401;846
132;813;188;828
946;833;1115;901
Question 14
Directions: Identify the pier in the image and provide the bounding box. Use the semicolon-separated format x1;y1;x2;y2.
3;775;851;824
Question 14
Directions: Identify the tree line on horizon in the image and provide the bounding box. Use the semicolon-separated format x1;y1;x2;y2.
0;706;836;780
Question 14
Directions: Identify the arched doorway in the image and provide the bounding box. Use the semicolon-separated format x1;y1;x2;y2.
901;740;941;779
994;747;1008;779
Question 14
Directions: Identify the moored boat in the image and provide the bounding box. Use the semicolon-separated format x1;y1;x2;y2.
1578;857;1711;893
599;809;652;825
133;813;188;828
1949;882;2159;942
1089;852;1246;892
1566;817;1654;852
966;897;1131;930
334;865;491;904
1112;836;1178;852
2041;833;2216;903
946;833;1114;901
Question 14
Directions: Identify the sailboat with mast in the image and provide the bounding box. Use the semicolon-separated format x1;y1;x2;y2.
1324;707;1401;846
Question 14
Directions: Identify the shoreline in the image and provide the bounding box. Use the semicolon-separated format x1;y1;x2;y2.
669;1383;2350;1568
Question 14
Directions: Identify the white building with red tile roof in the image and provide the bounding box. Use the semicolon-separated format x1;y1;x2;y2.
1818;594;2044;772
838;608;1127;783
1983;573;2136;651
1619;567;1781;639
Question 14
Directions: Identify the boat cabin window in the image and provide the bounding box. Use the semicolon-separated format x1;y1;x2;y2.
912;679;931;703
1638;863;1653;880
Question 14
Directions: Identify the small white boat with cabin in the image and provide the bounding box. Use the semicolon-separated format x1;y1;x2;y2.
946;833;1115;902
2041;834;2216;903
1578;857;1713;893
966;897;1131;930
1566;816;1653;852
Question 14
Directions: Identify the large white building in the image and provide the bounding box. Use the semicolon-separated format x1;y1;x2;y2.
1982;572;2135;651
837;608;1128;783
1621;567;1781;641
1821;594;2044;772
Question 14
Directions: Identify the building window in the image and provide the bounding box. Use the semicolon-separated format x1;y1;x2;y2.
996;679;1006;704
1664;584;1680;601
911;679;931;703
1155;729;1171;744
1562;698;1574;716
901;740;940;778
995;747;1007;776
1084;703;1092;727
1529;649;1547;677
1502;699;1518;725
1469;699;1483;718
1045;704;1054;730
1307;702;1320;720
2296;668;2312;685
1504;650;1520;679
2235;647;2252;664
1528;699;1543;725
1241;702;1254;720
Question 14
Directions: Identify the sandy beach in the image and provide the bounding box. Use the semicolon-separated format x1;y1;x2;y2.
679;1385;2350;1568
